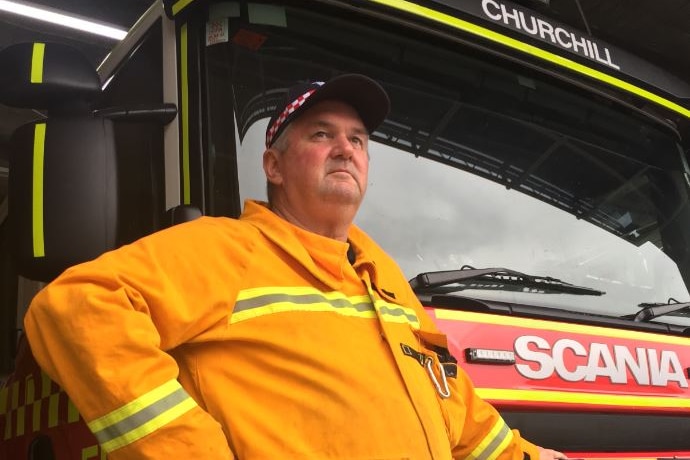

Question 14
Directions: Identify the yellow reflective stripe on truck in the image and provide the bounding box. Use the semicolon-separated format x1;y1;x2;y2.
180;23;191;205
171;0;195;16
368;0;690;120
87;379;196;453
435;309;690;347
32;123;46;258
30;42;45;83
2;372;80;440
477;387;690;409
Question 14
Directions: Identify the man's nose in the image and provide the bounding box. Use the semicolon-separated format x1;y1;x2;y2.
332;133;355;159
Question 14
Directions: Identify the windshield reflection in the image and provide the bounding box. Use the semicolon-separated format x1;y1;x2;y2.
236;120;689;322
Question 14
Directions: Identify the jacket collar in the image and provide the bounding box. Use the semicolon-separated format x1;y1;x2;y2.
241;200;353;290
240;200;395;302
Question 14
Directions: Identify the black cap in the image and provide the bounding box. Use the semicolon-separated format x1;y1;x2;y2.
265;74;390;148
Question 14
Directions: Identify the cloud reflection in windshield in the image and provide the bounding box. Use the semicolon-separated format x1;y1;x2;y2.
235;120;689;319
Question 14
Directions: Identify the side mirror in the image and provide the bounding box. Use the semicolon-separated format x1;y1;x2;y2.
0;42;118;281
0;42;101;111
9;117;117;281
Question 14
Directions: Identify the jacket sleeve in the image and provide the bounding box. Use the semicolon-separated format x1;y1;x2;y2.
23;217;253;459
447;364;540;460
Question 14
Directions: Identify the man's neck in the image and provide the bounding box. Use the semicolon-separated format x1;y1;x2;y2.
270;201;356;242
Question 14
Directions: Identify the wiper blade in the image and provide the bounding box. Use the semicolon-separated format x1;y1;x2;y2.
409;265;605;296
631;299;690;322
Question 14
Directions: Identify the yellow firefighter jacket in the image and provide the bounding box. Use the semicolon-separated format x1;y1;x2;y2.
25;200;539;460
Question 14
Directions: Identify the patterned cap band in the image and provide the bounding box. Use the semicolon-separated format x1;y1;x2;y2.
264;74;389;149
265;84;323;147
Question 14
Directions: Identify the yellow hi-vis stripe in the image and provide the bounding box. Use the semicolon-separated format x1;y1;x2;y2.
0;386;7;416
18;374;34;436
32;123;46;257
0;385;8;440
476;387;690;409
4;381;19;440
81;444;106;460
41;372;52;398
87;379;196;453
232;286;420;328
68;399;80;423
25;376;34;404
368;0;690;120
30;43;45;83
48;393;59;428
371;294;420;328
82;445;99;460
172;0;195;16
32;400;42;433
16;406;25;437
467;417;513;460
24;374;41;431
180;23;191;205
10;381;18;410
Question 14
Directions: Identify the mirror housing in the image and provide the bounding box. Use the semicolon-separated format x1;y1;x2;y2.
0;42;101;111
1;42;118;282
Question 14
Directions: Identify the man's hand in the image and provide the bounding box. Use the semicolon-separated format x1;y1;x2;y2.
539;447;568;460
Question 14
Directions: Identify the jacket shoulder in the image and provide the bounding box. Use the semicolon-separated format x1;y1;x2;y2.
157;215;260;244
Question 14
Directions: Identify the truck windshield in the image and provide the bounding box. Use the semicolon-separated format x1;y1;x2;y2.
202;1;690;326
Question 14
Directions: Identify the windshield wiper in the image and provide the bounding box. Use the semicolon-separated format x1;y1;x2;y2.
630;298;690;322
409;265;605;296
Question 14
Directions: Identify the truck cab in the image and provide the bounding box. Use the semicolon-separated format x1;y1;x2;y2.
2;0;690;458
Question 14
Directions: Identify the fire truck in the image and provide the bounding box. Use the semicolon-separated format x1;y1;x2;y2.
2;0;690;458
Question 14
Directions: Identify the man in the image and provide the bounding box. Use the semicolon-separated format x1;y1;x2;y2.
25;74;565;459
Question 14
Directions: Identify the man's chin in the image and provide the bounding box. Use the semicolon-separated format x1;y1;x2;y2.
321;187;364;206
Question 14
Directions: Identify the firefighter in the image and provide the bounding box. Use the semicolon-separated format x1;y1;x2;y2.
24;74;566;459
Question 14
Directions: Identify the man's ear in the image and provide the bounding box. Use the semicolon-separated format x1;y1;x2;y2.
263;148;283;186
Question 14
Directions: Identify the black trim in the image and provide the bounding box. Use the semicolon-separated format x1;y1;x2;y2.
0;218;18;375
503;410;690;452
29;434;55;460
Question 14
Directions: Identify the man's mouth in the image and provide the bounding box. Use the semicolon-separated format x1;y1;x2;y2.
329;168;354;177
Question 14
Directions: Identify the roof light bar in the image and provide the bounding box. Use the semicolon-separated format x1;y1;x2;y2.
0;0;127;40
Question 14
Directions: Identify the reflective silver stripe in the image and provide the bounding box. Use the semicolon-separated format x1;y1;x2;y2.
368;286;421;329
231;286;420;328
87;380;196;453
377;303;419;324
467;417;513;460
235;292;373;314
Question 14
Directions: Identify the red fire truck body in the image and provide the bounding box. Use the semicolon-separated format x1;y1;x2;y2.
2;0;690;458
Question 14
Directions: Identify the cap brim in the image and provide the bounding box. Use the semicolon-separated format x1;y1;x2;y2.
298;74;390;134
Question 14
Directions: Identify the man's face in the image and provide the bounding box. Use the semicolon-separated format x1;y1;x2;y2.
267;100;370;214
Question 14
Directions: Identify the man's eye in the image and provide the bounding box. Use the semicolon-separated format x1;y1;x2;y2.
313;131;329;138
351;136;364;146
